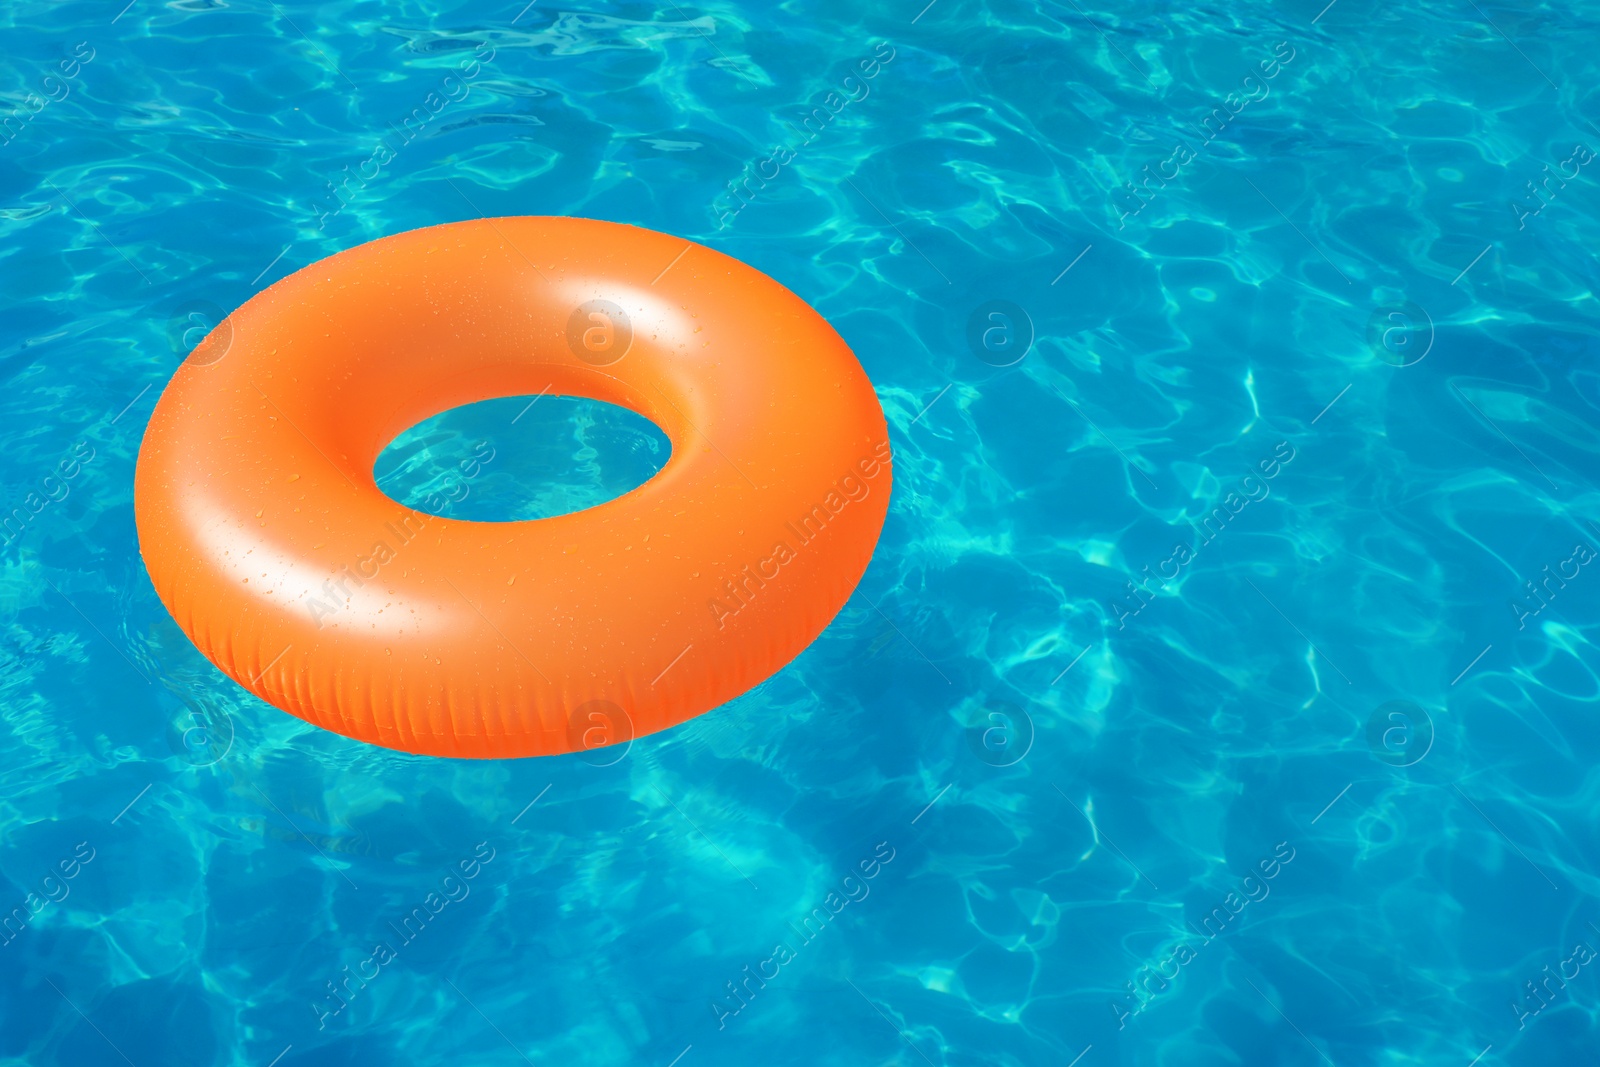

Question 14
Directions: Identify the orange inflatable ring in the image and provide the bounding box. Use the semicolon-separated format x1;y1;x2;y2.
135;217;892;759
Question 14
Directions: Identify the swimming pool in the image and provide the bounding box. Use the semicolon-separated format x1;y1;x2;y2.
3;1;1599;1064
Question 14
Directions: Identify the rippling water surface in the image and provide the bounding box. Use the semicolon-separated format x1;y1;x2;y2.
3;1;1600;1064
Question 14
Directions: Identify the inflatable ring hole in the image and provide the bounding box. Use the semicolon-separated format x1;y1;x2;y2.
373;393;672;523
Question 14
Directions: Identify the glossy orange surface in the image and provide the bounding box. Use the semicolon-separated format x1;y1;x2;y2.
135;217;891;758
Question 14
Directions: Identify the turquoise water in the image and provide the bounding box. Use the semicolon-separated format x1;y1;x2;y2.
4;0;1600;1064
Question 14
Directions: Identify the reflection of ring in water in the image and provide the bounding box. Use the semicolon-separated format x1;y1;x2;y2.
567;699;633;767
965;700;1034;767
1365;700;1434;767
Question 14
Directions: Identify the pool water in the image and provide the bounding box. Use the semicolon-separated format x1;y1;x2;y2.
3;1;1600;1065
